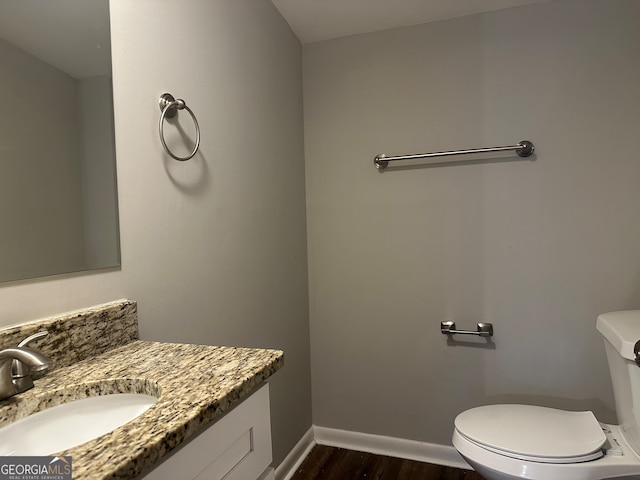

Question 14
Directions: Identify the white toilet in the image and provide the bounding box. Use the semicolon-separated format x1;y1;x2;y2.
452;310;640;480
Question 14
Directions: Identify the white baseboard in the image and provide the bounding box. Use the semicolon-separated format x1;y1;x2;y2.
313;426;471;470
275;425;471;480
274;427;316;480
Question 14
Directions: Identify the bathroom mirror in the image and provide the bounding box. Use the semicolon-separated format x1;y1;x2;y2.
0;0;120;283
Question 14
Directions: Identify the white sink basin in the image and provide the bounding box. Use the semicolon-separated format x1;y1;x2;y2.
0;393;157;456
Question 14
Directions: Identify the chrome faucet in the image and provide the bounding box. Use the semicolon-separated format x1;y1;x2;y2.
0;331;50;401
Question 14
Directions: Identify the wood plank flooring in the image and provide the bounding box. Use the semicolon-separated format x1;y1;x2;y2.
291;445;487;480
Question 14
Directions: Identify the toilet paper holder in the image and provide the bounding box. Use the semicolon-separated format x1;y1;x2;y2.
441;321;493;337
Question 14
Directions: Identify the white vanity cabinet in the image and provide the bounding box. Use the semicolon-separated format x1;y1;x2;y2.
141;384;274;480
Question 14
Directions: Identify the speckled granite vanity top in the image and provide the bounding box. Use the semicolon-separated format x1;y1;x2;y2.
0;300;284;479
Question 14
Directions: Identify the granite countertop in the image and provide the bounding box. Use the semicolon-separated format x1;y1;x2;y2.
0;339;284;479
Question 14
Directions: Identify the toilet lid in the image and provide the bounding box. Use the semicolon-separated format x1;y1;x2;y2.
454;405;606;464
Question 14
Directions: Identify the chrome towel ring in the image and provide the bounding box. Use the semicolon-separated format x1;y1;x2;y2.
158;93;201;161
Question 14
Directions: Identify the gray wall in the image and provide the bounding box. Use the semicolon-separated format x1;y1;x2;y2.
304;0;640;446
0;0;311;468
110;0;311;466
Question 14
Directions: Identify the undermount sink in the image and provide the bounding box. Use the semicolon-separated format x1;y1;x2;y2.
0;393;157;456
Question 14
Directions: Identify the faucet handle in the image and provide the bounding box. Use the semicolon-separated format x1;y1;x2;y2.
13;331;49;381
18;330;49;348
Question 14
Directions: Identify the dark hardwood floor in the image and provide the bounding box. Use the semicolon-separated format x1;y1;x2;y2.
291;445;486;480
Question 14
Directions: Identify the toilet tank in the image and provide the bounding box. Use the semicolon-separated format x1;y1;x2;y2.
597;310;640;455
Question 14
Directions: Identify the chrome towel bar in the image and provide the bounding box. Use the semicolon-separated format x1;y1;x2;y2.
374;140;534;170
441;321;494;337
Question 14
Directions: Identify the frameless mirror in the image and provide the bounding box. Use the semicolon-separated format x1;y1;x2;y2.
0;0;120;283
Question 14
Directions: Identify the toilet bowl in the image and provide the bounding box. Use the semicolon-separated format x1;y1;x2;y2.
452;310;640;480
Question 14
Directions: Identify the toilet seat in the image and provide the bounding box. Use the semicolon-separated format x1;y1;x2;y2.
454;405;606;464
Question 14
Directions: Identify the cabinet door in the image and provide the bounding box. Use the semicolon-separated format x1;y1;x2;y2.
142;384;272;480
